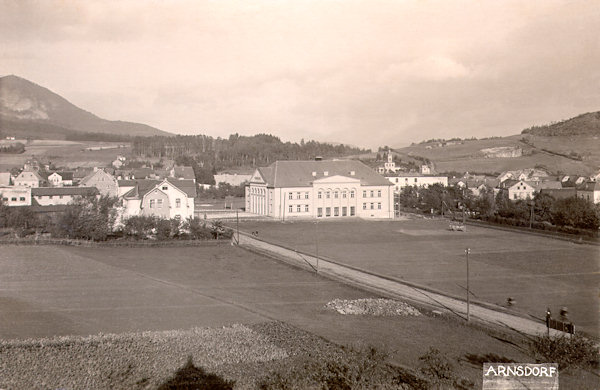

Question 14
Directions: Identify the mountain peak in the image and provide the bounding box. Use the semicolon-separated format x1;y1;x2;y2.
0;75;171;138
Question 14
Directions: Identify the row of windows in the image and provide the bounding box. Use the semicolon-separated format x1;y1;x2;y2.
362;190;382;198
317;206;356;217
362;202;382;210
288;192;310;200
251;187;266;195
149;198;182;208
393;178;419;183
288;204;310;213
317;190;355;199
2;197;26;202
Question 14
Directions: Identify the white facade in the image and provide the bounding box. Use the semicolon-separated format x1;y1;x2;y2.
246;160;394;220
121;179;195;220
508;181;536;200
386;175;448;193
0;186;31;206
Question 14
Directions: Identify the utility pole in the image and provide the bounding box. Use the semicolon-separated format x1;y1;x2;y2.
529;201;534;229
465;247;471;322
315;220;319;273
236;209;239;244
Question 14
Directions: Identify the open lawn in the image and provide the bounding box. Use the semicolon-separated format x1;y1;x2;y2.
238;218;600;337
0;243;597;388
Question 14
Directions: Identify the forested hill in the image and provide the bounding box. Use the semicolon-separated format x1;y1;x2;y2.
132;133;370;169
521;111;600;136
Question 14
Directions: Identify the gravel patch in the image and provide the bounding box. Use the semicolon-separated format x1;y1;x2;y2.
0;324;287;390
325;298;421;317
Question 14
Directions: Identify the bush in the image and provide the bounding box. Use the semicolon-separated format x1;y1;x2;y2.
418;348;456;388
530;334;599;371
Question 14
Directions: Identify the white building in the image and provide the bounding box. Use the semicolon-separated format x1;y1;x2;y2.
246;160;394;219
386;174;448;193
47;172;74;187
577;181;600;204
121;178;196;220
0;186;31;206
31;187;99;206
506;180;537;201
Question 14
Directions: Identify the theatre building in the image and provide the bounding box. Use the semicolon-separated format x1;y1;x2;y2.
246;159;394;219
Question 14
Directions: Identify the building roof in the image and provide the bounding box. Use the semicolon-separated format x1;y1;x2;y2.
172;166;195;180
48;171;74;180
16;170;45;182
577;181;600;192
256;160;392;188
535;181;562;190
123;179;196;199
0;172;11;186
118;180;138;187
31;187;100;196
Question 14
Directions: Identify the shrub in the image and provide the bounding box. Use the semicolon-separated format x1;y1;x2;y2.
418;348;456;388
530;334;599;371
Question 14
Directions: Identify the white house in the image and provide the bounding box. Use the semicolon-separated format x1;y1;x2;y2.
31;187;100;206
47;172;74;187
79;168;118;197
0;186;31;206
386;174;448;193
506;180;537;200
121;178;196;220
246;159;394;219
14;170;46;188
577;181;600;204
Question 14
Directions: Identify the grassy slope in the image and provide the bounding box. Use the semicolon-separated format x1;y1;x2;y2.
394;134;599;175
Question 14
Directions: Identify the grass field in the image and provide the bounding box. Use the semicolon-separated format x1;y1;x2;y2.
0;242;597;388
237;218;600;337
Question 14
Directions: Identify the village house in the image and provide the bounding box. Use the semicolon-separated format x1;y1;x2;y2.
577;181;600;204
386;174;448;193
31;187;100;206
79;168;119;197
0;186;32;206
503;180;537;200
14;170;47;188
246;159;394;220
47;171;74;187
121;178;196;220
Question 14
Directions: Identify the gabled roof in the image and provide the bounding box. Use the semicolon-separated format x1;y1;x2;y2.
536;181;562;190
16;170;45;182
123;179;196;199
0;172;11;186
31;187;100;196
255;160;391;188
577;181;600;192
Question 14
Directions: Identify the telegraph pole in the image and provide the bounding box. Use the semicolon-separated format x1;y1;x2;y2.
465;247;471;322
315;220;319;273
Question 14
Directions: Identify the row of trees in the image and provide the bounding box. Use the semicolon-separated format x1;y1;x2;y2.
132;133;369;170
399;184;600;232
0;142;25;154
0;197;230;241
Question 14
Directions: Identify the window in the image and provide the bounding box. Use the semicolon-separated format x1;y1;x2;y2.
305;192;309;199
377;190;381;197
395;178;398;183
414;178;417;183
176;198;181;208
318;192;322;199
1;197;7;201
150;199;155;208
342;191;347;198
49;195;53;199
289;204;293;212
342;207;347;216
317;207;323;217
378;202;381;209
326;191;330;199
288;193;293;200
297;192;301;199
513;194;518;200
11;197;17;201
157;199;163;208
334;207;339;216
370;190;374;197
363;190;367;197
162;186;168;190
350;206;355;216
59;195;63;199
297;205;301;212
326;207;331;217
350;190;355;198
305;205;309;212
334;191;338;199
363;203;367;210
370;203;374;210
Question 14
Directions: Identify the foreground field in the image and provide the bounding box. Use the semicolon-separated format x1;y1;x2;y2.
0;243;597;388
238;218;600;337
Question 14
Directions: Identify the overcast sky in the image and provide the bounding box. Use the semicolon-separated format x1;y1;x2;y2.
1;0;599;149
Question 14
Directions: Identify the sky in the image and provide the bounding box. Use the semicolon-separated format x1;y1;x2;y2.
1;0;599;149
